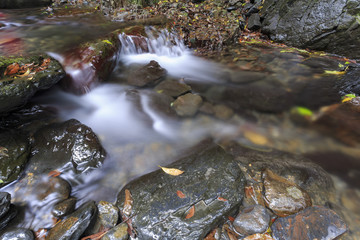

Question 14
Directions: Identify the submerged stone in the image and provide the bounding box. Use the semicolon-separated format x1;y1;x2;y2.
52;197;77;218
46;201;97;240
172;93;203;117
1;228;34;240
233;204;270;236
26;119;106;175
271;206;347;240
262;169;312;217
154;79;192;97
116;144;245;240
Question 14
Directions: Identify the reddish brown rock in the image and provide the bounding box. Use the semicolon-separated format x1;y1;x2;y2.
262;169;312;217
271;206;347;240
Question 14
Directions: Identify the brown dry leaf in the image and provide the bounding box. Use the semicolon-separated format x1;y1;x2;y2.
217;197;228;202
80;228;109;240
204;229;217;240
41;58;51;66
185;205;195;219
48;170;61;178
4;62;19;76
123;189;133;217
177;190;186;198
244;130;268;145
159;165;184;176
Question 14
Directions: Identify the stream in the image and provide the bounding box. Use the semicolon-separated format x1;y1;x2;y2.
0;7;360;239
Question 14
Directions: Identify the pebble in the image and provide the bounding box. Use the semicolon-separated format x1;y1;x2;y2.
233;204;270;236
262;169;312;217
271;206;347;240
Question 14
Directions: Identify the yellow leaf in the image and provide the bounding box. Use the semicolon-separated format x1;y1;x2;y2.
17;68;31;77
244;131;268;145
324;70;345;75
159;165;184;176
342;97;352;103
102;40;113;45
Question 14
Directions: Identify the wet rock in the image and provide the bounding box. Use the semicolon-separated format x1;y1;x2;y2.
0;55;65;114
154;79;191;97
260;0;360;59
123;60;167;87
199;102;215;115
262;169;312;217
247;13;261;31
271;206;347;240
101;222;128;240
1;228;35;240
233;204;270;236
27;119;106;175
313;97;360;146
0;205;17;230
52;197;77;218
213;104;234;120
222;142;335;206
97;201;119;229
0;129;30;187
172;93;203;117
116;144;245;240
60;32;120;94
46;201;97;240
0;0;51;8
0;192;11;219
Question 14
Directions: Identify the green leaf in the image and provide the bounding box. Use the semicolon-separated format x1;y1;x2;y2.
102;40;113;45
342;93;356;99
0;179;3;184
294;106;313;117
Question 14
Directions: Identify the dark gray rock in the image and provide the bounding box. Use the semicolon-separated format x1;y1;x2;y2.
0;192;11;219
1;228;34;240
52;197;77;218
233;204;270;236
46;201;97;240
116;144;246;240
0;0;51;8
0;205;17;230
26;119;106;175
97;201;119;229
0;129;30;187
260;0;360;59
123;60;167;87
0;56;65;114
271;206;347;240
247;13;261;30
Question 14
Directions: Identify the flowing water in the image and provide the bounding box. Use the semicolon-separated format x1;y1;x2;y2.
1;8;360;237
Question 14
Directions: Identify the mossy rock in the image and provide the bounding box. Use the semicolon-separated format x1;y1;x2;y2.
0;55;65;114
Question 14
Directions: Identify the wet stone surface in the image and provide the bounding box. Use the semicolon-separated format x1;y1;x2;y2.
154;79;192;97
271;206;347;240
52;197;77;218
0;192;11;219
1;228;35;240
172;93;203;117
116;144;246;240
233;204;270;236
0;204;17;231
46;201;97;240
101;222;128;240
26;119;106;176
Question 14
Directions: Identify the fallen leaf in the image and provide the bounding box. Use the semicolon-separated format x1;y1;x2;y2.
324;70;345;75
244;131;268;145
17;68;30;77
102;39;113;45
177;190;186;198
80;228;109;240
159;165;184;176
204;229;217;240
228;216;235;222
217;197;228;201
4;62;19;76
123;189;133;217
185;205;195;219
293;106;313;117
41;58;51;66
48;170;61;177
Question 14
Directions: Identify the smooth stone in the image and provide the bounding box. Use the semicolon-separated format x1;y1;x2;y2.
124;60;167;87
101;222;128;240
0;205;17;230
0;192;11;219
262;169;312;217
1;228;35;240
247;13;261;30
213;104;234;120
154;79;191;97
46;201;97;240
52;197;77;218
172;93;203;117
97;201;119;229
271;206;347;240
233;204;270;235
116;144;245;239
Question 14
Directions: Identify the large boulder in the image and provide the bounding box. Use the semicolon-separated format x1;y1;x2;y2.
116;144;245;240
260;0;360;59
0;56;65;114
